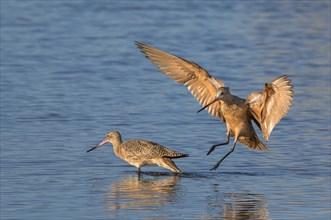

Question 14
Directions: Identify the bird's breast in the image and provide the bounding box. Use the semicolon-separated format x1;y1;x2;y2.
221;102;251;131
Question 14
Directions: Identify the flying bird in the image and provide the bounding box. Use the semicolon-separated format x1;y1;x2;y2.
136;41;293;171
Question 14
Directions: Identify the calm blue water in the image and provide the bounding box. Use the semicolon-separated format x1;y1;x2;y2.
1;1;330;219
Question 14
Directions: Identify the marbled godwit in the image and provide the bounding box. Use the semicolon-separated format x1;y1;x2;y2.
86;131;188;173
136;42;293;171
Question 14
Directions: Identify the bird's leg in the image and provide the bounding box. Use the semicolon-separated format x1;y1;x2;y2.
137;171;142;180
210;140;237;171
207;133;230;155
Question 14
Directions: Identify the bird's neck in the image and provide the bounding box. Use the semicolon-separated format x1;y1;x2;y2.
222;95;243;105
221;96;233;105
111;138;123;156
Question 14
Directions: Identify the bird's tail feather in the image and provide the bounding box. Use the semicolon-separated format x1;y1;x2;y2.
159;158;182;173
254;141;269;151
239;135;270;151
169;153;189;159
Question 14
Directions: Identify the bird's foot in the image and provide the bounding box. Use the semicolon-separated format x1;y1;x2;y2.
207;146;217;155
210;161;221;171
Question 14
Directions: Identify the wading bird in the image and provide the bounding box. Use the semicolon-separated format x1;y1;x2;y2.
87;131;188;173
136;42;293;171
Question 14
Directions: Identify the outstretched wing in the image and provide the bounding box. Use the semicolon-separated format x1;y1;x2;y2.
247;75;293;141
136;41;225;121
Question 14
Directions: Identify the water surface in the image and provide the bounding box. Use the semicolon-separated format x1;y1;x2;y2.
1;1;330;219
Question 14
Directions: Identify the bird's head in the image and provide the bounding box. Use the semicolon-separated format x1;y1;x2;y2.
197;87;230;113
215;87;230;100
86;131;121;152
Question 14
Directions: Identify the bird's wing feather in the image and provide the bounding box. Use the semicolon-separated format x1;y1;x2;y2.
247;75;293;141
123;140;185;159
136;41;225;121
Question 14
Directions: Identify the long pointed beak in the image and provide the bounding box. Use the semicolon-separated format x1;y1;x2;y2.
197;98;219;113
86;139;108;153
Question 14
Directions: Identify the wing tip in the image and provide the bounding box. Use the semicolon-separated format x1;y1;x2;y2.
135;41;148;51
134;40;143;46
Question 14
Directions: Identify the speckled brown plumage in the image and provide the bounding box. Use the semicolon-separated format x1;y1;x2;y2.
87;131;188;173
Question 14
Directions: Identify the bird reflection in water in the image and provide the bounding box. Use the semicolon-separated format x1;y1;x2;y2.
222;193;270;220
206;184;270;220
104;173;181;213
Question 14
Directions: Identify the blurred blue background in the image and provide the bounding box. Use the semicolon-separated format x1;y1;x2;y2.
1;1;330;219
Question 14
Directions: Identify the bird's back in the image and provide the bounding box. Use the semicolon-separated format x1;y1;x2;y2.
120;140;188;159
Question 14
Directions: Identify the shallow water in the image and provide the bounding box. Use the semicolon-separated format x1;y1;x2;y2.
1;1;330;219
